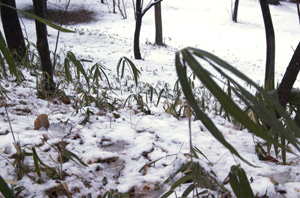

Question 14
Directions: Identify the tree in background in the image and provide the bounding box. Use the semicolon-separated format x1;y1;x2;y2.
1;0;26;60
278;42;300;108
133;0;163;59
32;0;55;91
259;0;275;90
232;0;239;22
154;0;163;46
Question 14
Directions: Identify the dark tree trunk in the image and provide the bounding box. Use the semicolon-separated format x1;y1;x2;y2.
155;1;163;46
32;0;55;91
43;0;47;17
1;0;26;60
260;0;275;90
134;0;142;59
268;0;280;5
278;42;300;108
232;0;239;22
297;0;300;24
133;0;163;59
113;0;116;13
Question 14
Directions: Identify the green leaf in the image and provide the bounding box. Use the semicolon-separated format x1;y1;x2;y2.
117;57;141;86
31;147;58;178
0;32;17;77
229;165;254;198
92;63;111;88
176;47;300;165
64;58;73;84
160;190;174;198
0;175;15;198
175;51;253;166
170;174;192;190
61;149;88;167
163;162;190;184
66;51;90;88
181;183;195;197
0;52;7;79
193;146;210;162
0;3;74;33
32;147;41;177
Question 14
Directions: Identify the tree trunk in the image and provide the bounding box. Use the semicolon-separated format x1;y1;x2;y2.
155;1;163;45
134;0;142;59
260;0;275;90
297;0;300;24
268;0;280;5
32;0;55;91
113;0;116;13
278;42;300;108
134;14;142;59
1;0;26;60
232;0;239;23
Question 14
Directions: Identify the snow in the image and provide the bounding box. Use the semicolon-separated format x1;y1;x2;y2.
1;0;300;197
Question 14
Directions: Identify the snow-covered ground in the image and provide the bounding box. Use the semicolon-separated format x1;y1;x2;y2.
1;0;300;197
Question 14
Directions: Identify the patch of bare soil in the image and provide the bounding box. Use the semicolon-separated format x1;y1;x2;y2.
21;7;97;25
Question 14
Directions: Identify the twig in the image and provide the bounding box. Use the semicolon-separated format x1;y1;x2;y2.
1;91;17;144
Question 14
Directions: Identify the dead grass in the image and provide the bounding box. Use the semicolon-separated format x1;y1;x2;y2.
21;7;97;25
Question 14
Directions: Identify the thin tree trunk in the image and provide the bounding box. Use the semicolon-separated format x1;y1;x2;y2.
155;1;163;45
297;0;300;24
260;0;275;90
1;0;26;60
134;0;142;59
32;0;55;91
232;0;239;23
268;0;280;5
278;42;300;108
113;0;116;13
134;14;142;59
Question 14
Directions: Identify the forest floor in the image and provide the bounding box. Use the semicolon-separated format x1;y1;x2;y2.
1;0;300;197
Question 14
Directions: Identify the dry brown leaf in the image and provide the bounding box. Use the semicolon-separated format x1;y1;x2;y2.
34;114;50;130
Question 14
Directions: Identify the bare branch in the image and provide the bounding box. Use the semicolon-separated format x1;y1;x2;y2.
142;0;163;16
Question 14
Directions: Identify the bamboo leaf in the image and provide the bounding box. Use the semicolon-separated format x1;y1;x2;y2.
64;58;72;84
0;32;17;77
163;162;190;184
229;165;254;198
160;190;174;198
97;63;111;88
170;174;193;190
0;175;15;198
32;147;41;177
0;52;7;79
229;166;244;198
31;148;58;177
175;51;253;166
190;47;300;140
181;183;195;197
66;51;90;88
61;149;88;167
